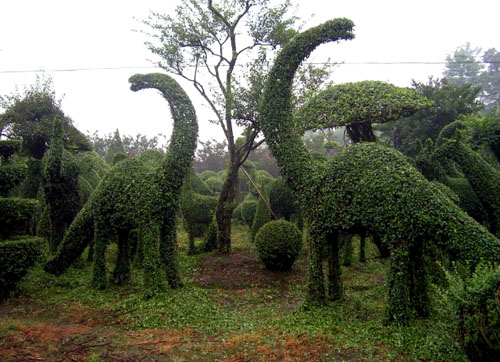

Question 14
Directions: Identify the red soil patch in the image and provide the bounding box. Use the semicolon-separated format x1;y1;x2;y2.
206;328;365;362
196;250;306;292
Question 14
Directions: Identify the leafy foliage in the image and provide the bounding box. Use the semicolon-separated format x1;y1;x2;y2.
296;81;432;142
240;198;258;227
447;263;500;361
0;236;44;298
43;117;81;252
180;169;217;254
44;205;94;276
255;219;302;271
46;73;198;297
0;77;91;159
259;19;500;324
0;139;22;162
249;195;272;242
0;197;39;239
268;177;298;221
380;78;483;156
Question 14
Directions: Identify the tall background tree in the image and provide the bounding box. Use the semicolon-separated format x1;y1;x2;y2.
142;0;298;252
444;43;500;113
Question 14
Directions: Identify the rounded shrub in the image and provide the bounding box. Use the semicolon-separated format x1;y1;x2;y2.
255;219;302;271
205;176;223;193
199;170;217;181
240;199;258;227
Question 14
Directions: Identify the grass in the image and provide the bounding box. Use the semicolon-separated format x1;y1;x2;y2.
0;223;467;361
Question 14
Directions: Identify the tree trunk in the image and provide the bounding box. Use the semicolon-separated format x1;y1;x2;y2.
215;161;239;253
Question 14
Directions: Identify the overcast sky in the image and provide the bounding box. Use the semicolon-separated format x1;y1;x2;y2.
1;0;499;143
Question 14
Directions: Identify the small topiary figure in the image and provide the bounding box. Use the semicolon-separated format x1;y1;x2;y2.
255;219;302;271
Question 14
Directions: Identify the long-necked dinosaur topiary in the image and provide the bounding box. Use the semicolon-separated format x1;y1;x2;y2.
45;73;198;296
259;18;500;323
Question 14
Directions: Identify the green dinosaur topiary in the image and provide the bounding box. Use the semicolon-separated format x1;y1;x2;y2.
255;219;302;271
259;18;500;324
45;73;198;296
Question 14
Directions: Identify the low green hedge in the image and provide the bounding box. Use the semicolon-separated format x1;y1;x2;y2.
0;236;44;297
0;197;39;239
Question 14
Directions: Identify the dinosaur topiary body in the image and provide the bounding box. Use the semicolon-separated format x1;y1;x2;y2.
45;73;198;296
259;19;500;323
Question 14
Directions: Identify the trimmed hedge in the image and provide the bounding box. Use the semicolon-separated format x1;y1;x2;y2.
255;220;302;271
0;197;39;239
0;163;27;197
0;237;44;297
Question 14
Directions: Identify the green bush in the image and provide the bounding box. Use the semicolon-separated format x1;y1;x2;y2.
233;202;244;222
205;176;223;193
240;199;258;227
184;169;212;196
448;263;500;361
250;196;271;242
0;237;44;297
255;220;302;271
0;139;22;162
180;191;217;254
199;170;217;181
0;162;27;197
0;197;39;239
136;149;165;167
269;177;297;221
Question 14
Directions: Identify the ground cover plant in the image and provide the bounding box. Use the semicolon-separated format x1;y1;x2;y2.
0;224;473;361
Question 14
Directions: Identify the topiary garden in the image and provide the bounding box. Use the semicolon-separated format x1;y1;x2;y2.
2;11;500;361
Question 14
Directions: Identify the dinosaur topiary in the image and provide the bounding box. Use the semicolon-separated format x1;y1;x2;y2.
45;73;198;296
259;18;500;323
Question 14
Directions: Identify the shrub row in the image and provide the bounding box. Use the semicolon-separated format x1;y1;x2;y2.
0;197;39;239
0;237;44;297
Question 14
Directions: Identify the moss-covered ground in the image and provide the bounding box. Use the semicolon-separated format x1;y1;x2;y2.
0;224;466;361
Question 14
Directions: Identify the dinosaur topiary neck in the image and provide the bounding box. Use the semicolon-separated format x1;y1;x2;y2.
259;19;354;194
129;73;199;216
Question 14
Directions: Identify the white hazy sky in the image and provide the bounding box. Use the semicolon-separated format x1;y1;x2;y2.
0;0;499;142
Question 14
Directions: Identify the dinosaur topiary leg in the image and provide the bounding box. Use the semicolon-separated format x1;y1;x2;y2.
91;221;107;290
327;230;343;301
